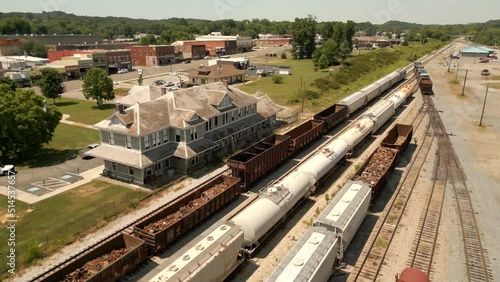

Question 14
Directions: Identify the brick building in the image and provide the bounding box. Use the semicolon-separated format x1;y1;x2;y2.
127;45;175;67
48;49;132;73
184;40;237;57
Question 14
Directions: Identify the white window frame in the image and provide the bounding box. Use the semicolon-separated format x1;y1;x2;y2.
163;129;168;143
144;135;150;149
109;132;115;145
126;135;132;149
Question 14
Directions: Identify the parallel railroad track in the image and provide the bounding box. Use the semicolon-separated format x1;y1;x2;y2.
348;101;433;282
26;42;456;282
425;96;492;282
407;95;448;277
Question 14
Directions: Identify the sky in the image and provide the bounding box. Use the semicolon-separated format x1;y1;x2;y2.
2;0;499;25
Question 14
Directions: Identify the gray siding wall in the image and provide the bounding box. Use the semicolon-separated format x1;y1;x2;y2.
131;136;140;150
114;133;126;147
101;130;110;143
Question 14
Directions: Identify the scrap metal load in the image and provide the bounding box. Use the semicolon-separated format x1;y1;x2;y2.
143;181;232;233
62;248;128;282
353;147;398;203
37;234;147;282
134;175;241;252
414;61;433;95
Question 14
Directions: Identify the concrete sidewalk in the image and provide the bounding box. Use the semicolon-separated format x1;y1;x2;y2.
60;114;99;130
0;165;104;204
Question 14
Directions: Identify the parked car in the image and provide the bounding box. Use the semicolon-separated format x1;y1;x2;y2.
481;69;490;76
117;69;129;74
79;144;100;159
489;58;499;62
257;69;274;75
0;164;16;176
204;55;211;59
153;79;166;86
487;54;498;59
113;81;119;85
479;58;489;63
247;65;256;70
164;81;175;87
184;60;191;64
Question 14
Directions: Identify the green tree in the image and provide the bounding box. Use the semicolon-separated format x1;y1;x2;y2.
345;20;356;52
321;39;339;66
318;54;329;69
19;41;48;58
0;77;17;91
339;40;352;62
281;51;287;59
0;85;61;161
39;68;64;104
82;68;114;108
138;35;157;45
292;15;317;59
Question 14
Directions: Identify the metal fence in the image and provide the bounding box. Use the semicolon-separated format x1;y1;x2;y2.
0;190;150;275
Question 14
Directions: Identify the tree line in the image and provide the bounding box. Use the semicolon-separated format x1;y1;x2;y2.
0;11;498;46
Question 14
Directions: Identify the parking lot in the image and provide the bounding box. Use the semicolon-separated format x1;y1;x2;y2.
12;156;103;198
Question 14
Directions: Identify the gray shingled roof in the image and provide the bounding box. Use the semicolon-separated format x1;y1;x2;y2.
115;85;164;106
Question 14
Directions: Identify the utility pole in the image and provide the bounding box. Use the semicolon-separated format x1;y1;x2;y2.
479;84;489;127
301;76;305;113
461;69;468;96
455;63;460;82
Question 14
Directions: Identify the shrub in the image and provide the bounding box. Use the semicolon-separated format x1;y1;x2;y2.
272;75;284;84
281;51;287;59
305;90;320;100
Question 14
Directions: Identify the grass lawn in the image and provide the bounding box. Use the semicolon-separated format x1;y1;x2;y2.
240;40;446;115
240;58;331;108
18;123;100;168
0;180;149;270
114;87;131;96
53;97;115;125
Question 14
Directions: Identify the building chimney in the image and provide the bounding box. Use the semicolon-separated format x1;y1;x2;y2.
222;79;228;88
161;86;167;95
116;104;125;114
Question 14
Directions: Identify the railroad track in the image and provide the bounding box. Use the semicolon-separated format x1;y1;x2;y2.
348;101;433;282
407;95;448;277
26;41;457;282
424;96;492;282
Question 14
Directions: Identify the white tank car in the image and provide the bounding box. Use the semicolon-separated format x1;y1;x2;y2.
147;222;244;282
314;181;371;258
337;117;375;153
364;100;395;133
338;91;367;116
388;84;413;109
297;139;348;183
230;171;314;249
360;83;382;103
267;226;340;282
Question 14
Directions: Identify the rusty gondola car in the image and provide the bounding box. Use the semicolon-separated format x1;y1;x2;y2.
381;124;414;156
283;120;325;155
133;175;241;252
353;147;399;204
313;104;348;133
227;135;290;188
38;234;147;282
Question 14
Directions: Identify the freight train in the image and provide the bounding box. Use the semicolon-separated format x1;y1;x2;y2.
145;79;415;282
267;123;413;282
227;68;407;189
34;68;410;282
415;61;433;95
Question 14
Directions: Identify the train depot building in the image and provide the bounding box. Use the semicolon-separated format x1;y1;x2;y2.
88;81;283;186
